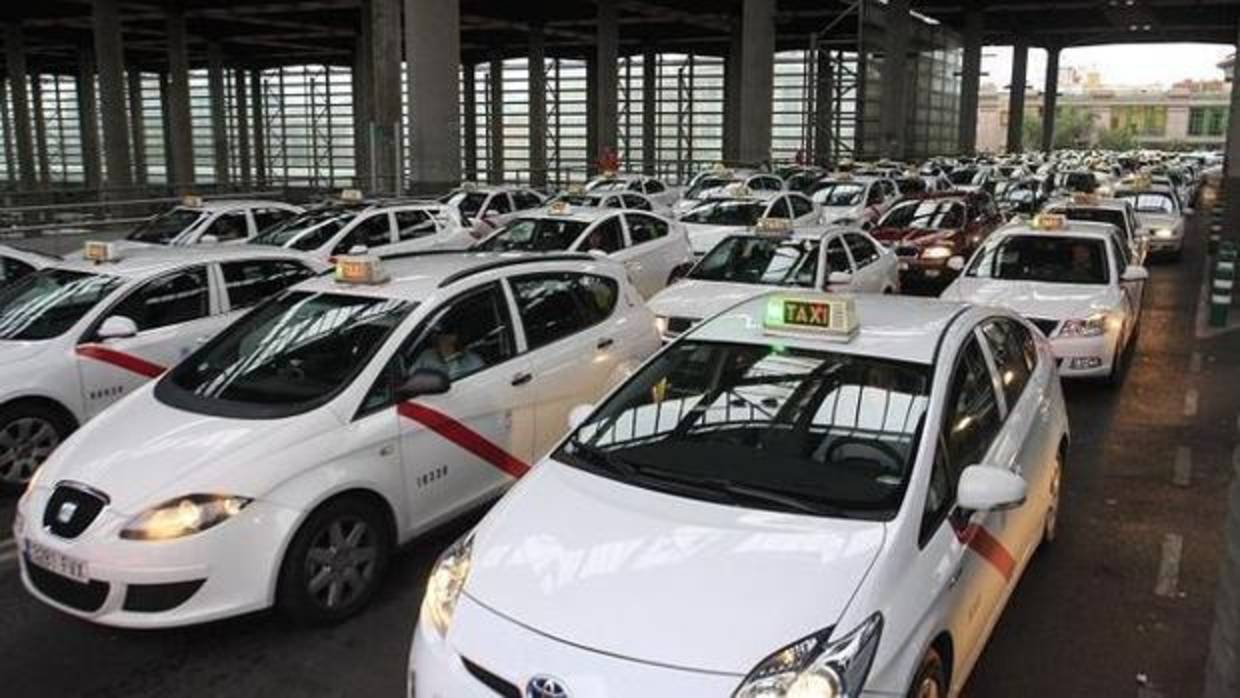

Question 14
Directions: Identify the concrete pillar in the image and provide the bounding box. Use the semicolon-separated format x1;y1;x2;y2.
77;47;102;191
1222;19;1240;244
487;55;504;184
879;0;911;160
206;43;230;186
0;78;14;184
594;0;619;169
406;0;462;193
30;76;49;186
165;3;194;191
234;69;251;187
369;0;403;194
351;31;372;190
723;23;742;162
127;67;147;185
1041;46;1060;153
1006;39;1029;154
93;0;133;189
462;65;477;182
958;9;982;154
585;56;597;178
641;45;657;176
528;22;547;188
737;0;775;165
250;69;265;188
5;24;37;189
158;73;173;184
813;47;833;166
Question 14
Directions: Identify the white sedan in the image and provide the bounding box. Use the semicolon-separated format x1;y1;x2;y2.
125;197;303;246
678;188;821;256
410;291;1069;698
809;175;899;228
583;174;679;208
650;223;899;341
440;185;546;238
1113;183;1186;259
942;215;1147;384
545;189;670;217
15;252;659;627
0;244;56;287
0;243;326;486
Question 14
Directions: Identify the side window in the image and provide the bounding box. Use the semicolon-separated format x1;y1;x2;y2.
486;194;513;215
110;266;210;332
980;320;1032;409
253;207;294;232
222;259;316;310
942;336;1003;472
580;217;626;253
645;179;665;194
825;237;852;275
395;210;436;240
0;257;34;284
604;195;625;209
574;274;619;324
769;197;794;219
623;194;653;211
510;273;602;350
866;186;884;206
844;233;879;267
920;434;956;545
625;213;668;244
788;194;813;218
334;214;392;254
205;210;250;241
513;191;542;210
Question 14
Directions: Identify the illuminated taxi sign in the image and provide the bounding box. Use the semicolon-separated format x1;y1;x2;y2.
566;183;586;195
339;188;364;202
460;181;479;192
764;295;859;341
831;171;853;181
1072;192;1098;205
755;217;793;236
600;169;617;178
722;183;753;199
1030;213;1068;231
83;240;120;263
548;200;573;215
334;254;389;284
1123;174;1151;190
711;162;730;174
180;194;203;208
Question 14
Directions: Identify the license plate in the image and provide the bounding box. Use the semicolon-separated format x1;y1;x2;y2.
924;269;940;278
24;540;89;583
898;262;909;271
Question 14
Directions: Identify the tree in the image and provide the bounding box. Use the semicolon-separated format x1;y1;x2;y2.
1021;106;1098;151
1096;126;1137;151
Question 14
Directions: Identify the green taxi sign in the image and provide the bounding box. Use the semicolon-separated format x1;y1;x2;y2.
764;295;859;340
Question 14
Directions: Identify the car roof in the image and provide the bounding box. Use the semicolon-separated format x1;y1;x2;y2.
182;198;297;212
1045;197;1128;212
687;292;969;365
520;207;617;224
994;219;1118;240
52;243;322;279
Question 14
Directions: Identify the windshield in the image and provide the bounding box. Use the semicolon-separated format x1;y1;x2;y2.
879;199;965;230
689;237;824;288
448;192;489;220
0;269;122;340
1001;184;1035;202
474;217;589;252
160;291;414;417
948;169;978;185
587;179;628;193
128;208;205;244
679;200;766;227
557;340;931;518
686;177;736;199
251;208;359;250
967;235;1109;285
1060;172;1097;192
809;182;865;207
551;194;605;208
1116;192;1176;215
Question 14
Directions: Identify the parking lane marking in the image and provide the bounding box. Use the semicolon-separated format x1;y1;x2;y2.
1173;447;1192;487
1183;389;1198;418
1190;351;1202;373
0;538;17;567
1154;533;1183;598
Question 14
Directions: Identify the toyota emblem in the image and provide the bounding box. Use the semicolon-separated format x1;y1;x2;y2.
526;675;570;698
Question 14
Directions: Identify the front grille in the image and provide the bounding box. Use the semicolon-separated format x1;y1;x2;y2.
123;579;206;613
1028;317;1060;337
665;316;697;336
42;483;108;539
461;657;521;698
25;555;109;612
895;245;920;257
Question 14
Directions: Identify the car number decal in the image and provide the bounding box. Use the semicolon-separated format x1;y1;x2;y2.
951;519;1016;581
398;402;530;478
75;345;166;378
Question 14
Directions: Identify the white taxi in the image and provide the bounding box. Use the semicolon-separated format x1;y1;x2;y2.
440;184;546;238
472;204;694;299
410;291;1069;698
583;173;679;208
1;244;56;287
649;219;899;341
678;185;821;257
1042;193;1147;266
0;243;327;486
1113;178;1187;259
808;174;899;229
125;196;303;246
672;169;786;217
15;252;659;627
545;188;669;217
942;214;1148;384
248;194;474;263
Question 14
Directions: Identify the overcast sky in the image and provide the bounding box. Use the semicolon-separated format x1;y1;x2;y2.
980;43;1234;91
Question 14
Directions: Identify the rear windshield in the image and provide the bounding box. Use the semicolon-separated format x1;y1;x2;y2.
128;208;205;245
879;199;965;230
251;208;359;250
474;217;590;252
689;236;824;288
680;200;765;227
810;182;865;207
0;269;122;340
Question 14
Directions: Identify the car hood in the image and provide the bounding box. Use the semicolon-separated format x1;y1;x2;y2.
819;204;863;220
464;462;886;674
944;277;1111;319
35;385;343;514
682;223;749;254
0;339;54;367
649;279;780;323
871;226;953;246
1134;212;1179;230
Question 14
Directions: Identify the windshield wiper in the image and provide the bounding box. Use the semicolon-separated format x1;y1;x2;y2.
566;438;637;478
638;465;845;516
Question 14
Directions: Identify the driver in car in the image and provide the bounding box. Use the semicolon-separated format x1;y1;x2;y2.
410;324;484;380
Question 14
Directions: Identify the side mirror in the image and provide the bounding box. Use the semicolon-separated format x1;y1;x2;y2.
947;255;966;271
483;208;501;218
348;244;369;255
826;270;853;286
568;403;593;429
199;234;220;245
958;465;1027;511
396;368;451;401
97;315;139;341
1121;265;1149;282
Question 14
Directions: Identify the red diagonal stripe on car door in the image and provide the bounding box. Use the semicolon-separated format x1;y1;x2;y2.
952;519;1016;581
75;345;166;379
397;402;530;479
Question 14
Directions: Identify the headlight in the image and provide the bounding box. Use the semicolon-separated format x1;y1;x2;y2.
1153;228;1174;238
120;494;251;540
733;614;882;698
1059;313;1110;338
421;532;474;638
654;315;669;335
921;245;953;260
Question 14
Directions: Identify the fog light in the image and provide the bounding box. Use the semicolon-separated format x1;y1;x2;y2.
1069;357;1102;370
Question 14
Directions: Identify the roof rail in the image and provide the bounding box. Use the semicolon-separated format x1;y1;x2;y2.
437;253;598;288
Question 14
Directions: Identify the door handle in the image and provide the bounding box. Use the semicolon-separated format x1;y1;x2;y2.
597;338;614;350
511;372;533;386
948;565;964;589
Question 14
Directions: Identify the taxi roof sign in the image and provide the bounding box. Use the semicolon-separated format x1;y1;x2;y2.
1030;213;1068;231
764;295;859;341
722;183;753;199
1071;192;1099;205
755;217;794;236
339;188;364;202
334;254;389;285
180;194;203;208
83;240;120;263
548;200;573;215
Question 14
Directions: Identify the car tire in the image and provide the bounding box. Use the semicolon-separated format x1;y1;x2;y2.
907;646;949;698
1104;331;1129;387
1042;452;1062;547
277;495;392;625
0;401;73;491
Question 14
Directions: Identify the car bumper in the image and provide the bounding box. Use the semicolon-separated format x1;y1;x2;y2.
896;257;956;288
1147;235;1183;253
15;488;298;628
1049;333;1118;378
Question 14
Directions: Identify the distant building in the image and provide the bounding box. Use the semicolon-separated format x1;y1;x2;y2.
977;73;1230;153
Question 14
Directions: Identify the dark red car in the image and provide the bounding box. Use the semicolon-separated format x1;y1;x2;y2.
869;190;1005;291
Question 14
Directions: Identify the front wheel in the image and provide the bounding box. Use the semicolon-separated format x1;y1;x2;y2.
907;647;949;698
0;402;72;490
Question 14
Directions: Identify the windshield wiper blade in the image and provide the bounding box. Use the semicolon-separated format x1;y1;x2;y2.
637;465;843;516
566;438;637;478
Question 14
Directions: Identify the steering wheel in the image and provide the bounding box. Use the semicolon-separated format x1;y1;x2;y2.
822;435;905;478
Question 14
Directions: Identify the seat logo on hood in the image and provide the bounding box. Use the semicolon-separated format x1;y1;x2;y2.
57;501;79;525
527;675;570;698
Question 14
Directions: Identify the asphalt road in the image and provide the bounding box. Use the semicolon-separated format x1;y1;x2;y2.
0;217;1231;698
